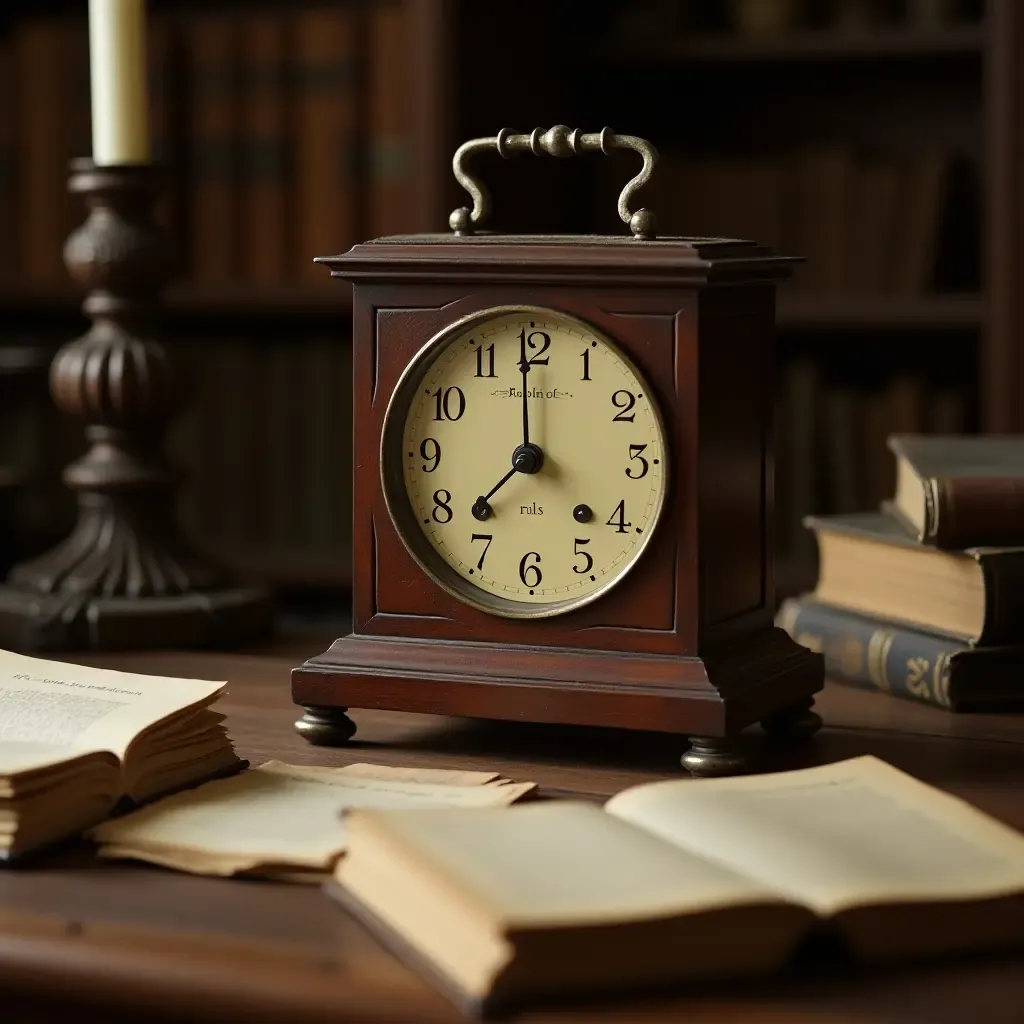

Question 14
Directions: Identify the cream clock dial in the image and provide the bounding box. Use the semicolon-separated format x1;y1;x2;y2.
382;306;669;618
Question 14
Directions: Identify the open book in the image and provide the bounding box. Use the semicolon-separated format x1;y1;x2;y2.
91;760;536;881
0;650;241;860
329;757;1024;1014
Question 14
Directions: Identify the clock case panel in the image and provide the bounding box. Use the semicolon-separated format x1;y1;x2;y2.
293;236;823;742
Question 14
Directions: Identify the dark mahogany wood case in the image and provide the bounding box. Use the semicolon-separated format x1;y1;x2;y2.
291;234;823;773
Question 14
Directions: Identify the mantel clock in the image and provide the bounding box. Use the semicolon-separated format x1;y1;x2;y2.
291;127;823;775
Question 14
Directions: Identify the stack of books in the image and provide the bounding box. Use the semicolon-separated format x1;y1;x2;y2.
778;435;1024;710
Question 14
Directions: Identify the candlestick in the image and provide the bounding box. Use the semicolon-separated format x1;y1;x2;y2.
89;0;150;164
0;160;271;651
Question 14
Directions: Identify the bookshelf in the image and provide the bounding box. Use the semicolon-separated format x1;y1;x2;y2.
1;0;1022;608
446;0;1007;599
777;294;985;330
0;0;451;597
0;282;350;316
600;25;987;63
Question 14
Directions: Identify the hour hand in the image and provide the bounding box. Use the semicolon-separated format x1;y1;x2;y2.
472;466;518;521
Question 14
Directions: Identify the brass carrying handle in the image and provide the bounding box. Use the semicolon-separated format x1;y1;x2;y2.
449;126;659;240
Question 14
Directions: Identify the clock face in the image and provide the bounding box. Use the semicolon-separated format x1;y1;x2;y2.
381;306;669;618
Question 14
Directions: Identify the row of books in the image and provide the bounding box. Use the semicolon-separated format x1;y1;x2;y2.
0;328;351;587
636;147;976;295
0;341;77;564
776;360;967;565
169;336;353;577
779;434;1024;711
4;1;412;289
611;0;982;38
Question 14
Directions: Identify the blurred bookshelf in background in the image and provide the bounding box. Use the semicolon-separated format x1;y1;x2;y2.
0;0;423;598
584;0;986;597
0;0;1010;608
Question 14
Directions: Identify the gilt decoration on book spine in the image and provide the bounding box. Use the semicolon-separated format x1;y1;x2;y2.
777;598;953;707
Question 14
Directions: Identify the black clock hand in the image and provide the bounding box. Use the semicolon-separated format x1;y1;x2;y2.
473;328;545;523
472;466;517;521
512;327;544;474
519;330;531;446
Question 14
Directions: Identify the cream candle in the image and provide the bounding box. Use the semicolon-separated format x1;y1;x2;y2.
88;0;150;164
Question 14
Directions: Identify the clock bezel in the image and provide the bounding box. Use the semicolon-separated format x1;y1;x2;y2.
379;303;670;620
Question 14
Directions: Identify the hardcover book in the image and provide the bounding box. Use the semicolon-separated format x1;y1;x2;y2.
889;434;1024;549
329;757;1024;1014
776;596;1024;709
805;511;1024;645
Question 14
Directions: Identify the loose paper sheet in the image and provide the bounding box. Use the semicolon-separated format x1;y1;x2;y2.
91;760;536;875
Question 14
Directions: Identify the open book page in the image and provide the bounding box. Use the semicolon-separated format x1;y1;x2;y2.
605;756;1024;917
90;761;537;874
0;741;102;777
344;802;795;929
0;651;225;764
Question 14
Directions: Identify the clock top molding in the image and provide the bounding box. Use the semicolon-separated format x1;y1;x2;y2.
315;235;798;290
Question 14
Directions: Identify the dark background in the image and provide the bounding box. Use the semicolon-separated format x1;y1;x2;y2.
0;0;1004;623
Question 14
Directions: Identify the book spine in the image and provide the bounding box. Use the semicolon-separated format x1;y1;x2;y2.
0;41;12;286
294;7;358;279
977;549;1024;646
928;477;1024;549
214;339;253;549
14;20;70;287
301;338;337;551
166;343;202;541
265;341;306;549
148;16;182;265
240;13;289;283
776;597;961;708
368;0;411;238
187;16;238;283
64;18;91;237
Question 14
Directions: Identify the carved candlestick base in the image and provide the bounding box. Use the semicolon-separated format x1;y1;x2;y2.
0;160;271;651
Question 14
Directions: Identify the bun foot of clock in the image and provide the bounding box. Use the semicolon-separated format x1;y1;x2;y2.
761;698;823;740
681;737;747;778
295;706;357;746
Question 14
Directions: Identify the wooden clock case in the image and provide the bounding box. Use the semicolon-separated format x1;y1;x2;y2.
291;234;824;775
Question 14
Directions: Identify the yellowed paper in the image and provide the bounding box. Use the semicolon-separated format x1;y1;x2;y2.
0;650;224;763
331;762;503;787
343;801;784;928
91;761;536;875
606;755;1024;915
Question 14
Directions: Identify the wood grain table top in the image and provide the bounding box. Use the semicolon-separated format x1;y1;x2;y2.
4;637;1024;1023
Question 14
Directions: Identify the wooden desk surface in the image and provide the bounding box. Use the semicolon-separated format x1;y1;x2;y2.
4;639;1024;1023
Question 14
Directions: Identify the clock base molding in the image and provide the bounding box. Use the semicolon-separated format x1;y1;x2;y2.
291;627;823;775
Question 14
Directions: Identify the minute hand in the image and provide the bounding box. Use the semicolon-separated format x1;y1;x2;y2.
519;333;531;446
